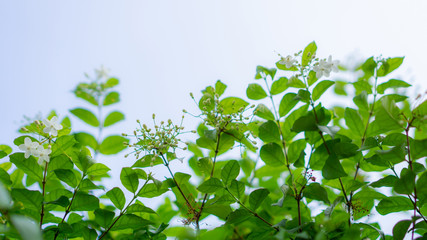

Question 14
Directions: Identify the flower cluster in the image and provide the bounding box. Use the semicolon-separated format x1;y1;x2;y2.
18;137;51;165
126;115;187;165
195;93;251;133
279;55;298;68
313;55;339;78
42;116;63;137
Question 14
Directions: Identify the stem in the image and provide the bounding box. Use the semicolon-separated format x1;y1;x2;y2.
262;78;293;179
225;188;278;231
53;174;86;240
94;95;104;159
40;161;49;229
405;121;417;239
196;130;222;231
390;166;427;224
349;66;379;223
99;179;150;240
160;153;194;211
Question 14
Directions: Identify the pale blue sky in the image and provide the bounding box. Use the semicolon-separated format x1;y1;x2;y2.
1;0;427;234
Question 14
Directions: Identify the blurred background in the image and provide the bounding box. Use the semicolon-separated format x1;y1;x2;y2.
1;0;427;235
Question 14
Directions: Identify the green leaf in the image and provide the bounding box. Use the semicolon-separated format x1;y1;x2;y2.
70;108;99;127
370;175;398;188
249;188;269;210
79;179;103;191
292;115;317;132
197;178;223;193
377;79;411;94
416;172;427;205
10;215;42;240
270;77;288;95
103;91;120;106
344;108;364;136
312;80;334;101
137;183;168;198
71;192;99;211
87;163;110;176
106;187;126;210
287;139;306;164
120;167;139;193
410;139;427;160
279;93;299;117
74;132;98;150
105;77;119;88
111;214;153;230
287;76;306;88
246;83;267;100
127;203;156;214
322;155;347;179
94;209;115;229
226;209;252;225
254;104;275;121
49;154;74;171
11;188;42;210
132;155;163;168
103;111;125;127
51;135;77;158
196;135;215;150
215;80;227;97
302;41;317;66
376;196;413;215
392;220;411;240
73;149;94;173
377;57;404;77
0;145;12;159
74;89;98;106
303;183;329;203
46;196;70;207
258;120;281;143
9;153;42;181
0;168;11;185
260;142;285;167
219;97;249;114
393;168;415;194
361;57;377;77
297;89;311;103
353;91;369;111
0;183;12;209
174;172;191;185
228;180;245;199
99;135;128;155
54;169;77;188
255;65;277;78
221;160;240;186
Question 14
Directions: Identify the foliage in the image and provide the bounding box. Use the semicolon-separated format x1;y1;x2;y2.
1;43;427;240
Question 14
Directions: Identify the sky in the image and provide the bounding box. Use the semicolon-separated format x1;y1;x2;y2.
1;0;427;235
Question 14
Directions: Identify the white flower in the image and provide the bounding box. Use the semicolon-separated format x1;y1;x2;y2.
35;145;51;165
18;137;39;158
313;55;339;78
43;116;63;136
279;55;297;68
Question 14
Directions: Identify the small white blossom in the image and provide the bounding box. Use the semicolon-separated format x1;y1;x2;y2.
279;55;297;68
18;137;39;158
313;55;339;78
35;145;51;165
42;116;63;136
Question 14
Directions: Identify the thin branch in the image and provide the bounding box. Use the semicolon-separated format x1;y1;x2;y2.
225;188;278;231
40;161;49;229
196;130;222;231
98;179;150;240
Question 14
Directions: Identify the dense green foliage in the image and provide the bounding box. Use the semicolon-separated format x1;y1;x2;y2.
1;42;427;239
